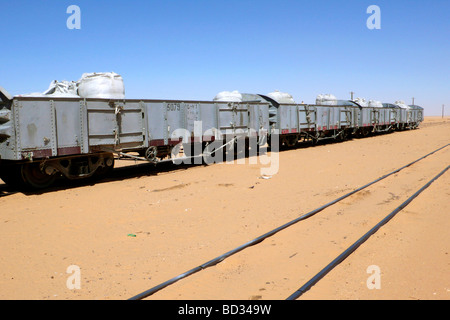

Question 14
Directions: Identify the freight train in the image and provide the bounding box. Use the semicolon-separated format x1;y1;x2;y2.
0;82;423;189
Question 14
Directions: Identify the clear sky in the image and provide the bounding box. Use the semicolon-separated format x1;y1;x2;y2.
1;0;449;115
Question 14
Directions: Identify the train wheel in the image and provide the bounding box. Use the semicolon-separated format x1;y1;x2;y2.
286;135;298;148
95;154;115;177
21;163;57;189
0;164;23;188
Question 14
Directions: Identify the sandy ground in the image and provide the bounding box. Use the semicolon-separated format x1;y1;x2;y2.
0;116;449;300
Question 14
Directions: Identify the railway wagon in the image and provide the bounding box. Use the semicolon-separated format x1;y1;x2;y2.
219;92;365;146
406;105;424;128
390;101;424;129
0;86;270;189
269;102;361;146
0;85;424;189
226;91;424;147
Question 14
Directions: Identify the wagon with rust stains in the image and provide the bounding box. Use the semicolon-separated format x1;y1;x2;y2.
0;85;423;189
0;86;270;188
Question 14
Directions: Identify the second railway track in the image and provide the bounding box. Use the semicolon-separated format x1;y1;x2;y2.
129;143;449;300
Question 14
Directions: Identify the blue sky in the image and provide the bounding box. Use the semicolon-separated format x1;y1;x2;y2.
1;0;449;115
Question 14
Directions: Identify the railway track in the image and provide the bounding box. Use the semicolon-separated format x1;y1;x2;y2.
286;164;449;300
129;143;449;300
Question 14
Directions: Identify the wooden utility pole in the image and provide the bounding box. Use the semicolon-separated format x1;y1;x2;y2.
443;105;445;119
350;91;354;100
412;97;415;105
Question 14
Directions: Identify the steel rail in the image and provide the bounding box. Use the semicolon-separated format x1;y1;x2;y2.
286;164;450;300
128;143;449;300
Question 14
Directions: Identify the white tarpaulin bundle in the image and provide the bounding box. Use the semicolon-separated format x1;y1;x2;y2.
213;90;243;102
316;94;337;105
43;80;79;97
17;72;125;99
353;97;369;107
368;100;383;108
395;100;411;109
19;80;79;98
78;72;125;99
267;90;296;104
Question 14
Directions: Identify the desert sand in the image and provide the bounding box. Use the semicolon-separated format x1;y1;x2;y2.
0;116;449;300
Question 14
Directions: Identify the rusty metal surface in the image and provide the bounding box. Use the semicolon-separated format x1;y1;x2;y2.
0;92;424;162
